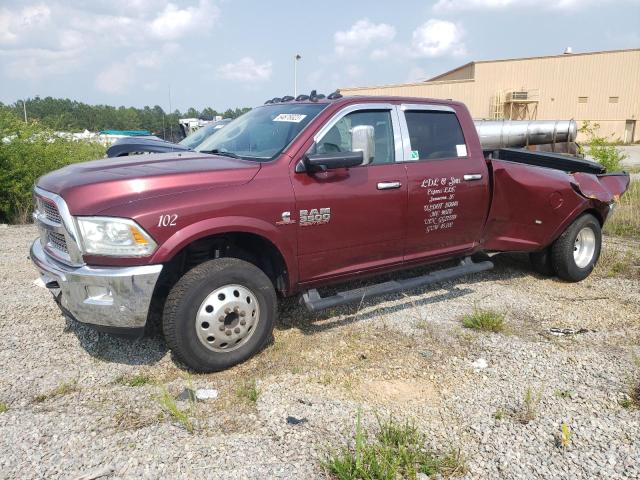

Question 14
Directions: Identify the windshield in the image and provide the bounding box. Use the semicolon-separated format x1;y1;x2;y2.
179;120;230;149
196;103;327;161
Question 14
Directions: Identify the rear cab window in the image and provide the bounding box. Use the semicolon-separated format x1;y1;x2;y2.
404;110;467;160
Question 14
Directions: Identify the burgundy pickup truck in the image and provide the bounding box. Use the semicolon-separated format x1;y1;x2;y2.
31;93;630;372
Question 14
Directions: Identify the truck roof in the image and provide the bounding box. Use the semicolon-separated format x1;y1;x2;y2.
263;92;464;109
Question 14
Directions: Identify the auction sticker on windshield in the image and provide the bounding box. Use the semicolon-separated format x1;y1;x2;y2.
273;113;307;123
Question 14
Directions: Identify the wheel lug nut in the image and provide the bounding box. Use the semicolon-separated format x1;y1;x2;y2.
233;307;240;313
234;327;240;334
218;316;225;322
219;325;225;331
224;308;231;314
240;319;246;326
240;311;246;317
225;330;232;336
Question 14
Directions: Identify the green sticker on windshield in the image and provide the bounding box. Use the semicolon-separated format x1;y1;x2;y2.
410;150;419;160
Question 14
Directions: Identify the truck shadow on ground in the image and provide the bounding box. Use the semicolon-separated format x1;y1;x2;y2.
276;252;536;335
63;318;169;366
64;253;537;366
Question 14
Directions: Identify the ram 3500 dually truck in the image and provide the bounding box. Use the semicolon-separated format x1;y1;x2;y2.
31;93;630;372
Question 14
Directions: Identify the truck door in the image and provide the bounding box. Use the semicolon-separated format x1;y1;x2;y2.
291;104;407;283
400;105;490;262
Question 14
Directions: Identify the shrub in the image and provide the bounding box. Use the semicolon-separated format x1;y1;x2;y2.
0;107;105;223
578;121;627;172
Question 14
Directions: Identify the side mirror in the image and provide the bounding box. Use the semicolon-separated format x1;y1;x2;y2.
300;151;364;172
351;125;375;165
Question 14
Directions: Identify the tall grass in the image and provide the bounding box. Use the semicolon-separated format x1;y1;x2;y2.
604;180;640;239
323;413;466;479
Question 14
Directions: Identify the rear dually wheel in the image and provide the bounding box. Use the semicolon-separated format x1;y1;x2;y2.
551;213;602;282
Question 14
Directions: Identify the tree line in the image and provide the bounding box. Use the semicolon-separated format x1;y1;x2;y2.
1;97;251;140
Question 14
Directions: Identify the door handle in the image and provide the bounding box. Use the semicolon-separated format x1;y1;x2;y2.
463;174;483;181
377;181;402;190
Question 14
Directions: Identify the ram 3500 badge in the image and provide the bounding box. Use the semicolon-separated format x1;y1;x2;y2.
31;92;630;372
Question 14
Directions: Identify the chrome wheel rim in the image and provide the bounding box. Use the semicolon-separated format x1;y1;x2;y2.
573;227;596;269
195;284;260;352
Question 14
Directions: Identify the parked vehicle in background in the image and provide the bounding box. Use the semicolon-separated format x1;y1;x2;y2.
31;92;630;372
106;119;231;157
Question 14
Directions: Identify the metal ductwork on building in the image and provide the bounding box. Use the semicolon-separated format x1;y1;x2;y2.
474;120;577;150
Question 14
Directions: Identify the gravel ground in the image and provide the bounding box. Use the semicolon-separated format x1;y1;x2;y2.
0;224;638;480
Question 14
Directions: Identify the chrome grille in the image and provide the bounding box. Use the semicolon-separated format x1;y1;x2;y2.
42;201;62;224
48;231;68;253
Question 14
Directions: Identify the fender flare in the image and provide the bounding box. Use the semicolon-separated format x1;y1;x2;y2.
150;216;298;290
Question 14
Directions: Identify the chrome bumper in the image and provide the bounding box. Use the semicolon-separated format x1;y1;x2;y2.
30;239;162;329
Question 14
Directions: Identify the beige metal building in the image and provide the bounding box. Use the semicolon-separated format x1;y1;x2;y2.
340;48;640;143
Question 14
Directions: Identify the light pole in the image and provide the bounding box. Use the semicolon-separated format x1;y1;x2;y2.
294;54;302;97
22;99;27;122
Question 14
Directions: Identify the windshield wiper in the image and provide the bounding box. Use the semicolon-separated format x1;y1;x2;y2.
200;149;241;159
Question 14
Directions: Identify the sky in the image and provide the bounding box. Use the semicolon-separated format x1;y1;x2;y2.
0;0;639;111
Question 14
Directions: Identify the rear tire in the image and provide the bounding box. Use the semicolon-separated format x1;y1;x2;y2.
530;248;555;276
551;214;601;282
163;258;276;372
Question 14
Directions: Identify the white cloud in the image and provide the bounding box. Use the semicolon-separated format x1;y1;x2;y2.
411;20;466;57
150;1;219;40
334;19;396;56
216;57;272;82
0;4;51;45
95;62;135;94
433;0;608;11
0;0;219;88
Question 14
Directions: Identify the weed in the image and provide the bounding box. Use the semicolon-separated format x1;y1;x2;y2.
0;401;8;413
114;409;158;430
595;245;640;280
557;423;572;449
237;379;260;404
156;387;194;433
33;381;78;403
555;389;574;400
462;308;505;333
603;180;640;239
517;387;541;424
114;374;151;387
323;412;466;479
493;409;505;421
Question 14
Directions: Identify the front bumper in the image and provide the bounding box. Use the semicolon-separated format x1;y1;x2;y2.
30;239;163;330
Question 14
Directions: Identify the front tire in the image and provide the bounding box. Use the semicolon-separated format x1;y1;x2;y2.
163;258;276;372
551;214;601;282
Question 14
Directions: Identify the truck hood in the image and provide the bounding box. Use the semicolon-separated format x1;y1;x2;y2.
106;136;190;158
37;151;261;215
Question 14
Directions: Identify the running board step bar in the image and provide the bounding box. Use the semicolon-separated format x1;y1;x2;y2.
300;257;494;313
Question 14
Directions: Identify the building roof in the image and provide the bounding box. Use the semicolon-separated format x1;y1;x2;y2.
427;47;640;82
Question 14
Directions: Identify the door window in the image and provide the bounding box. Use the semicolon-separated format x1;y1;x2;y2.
316;110;395;165
404;111;467;160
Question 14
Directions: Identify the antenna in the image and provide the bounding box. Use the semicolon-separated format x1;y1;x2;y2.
168;84;173;141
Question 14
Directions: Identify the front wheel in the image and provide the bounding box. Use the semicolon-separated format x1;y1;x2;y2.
163;258;276;372
551;213;602;282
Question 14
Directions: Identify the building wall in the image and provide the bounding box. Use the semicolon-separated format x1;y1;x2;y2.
340;49;640;142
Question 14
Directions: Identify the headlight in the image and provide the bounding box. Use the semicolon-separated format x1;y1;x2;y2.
75;217;157;257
